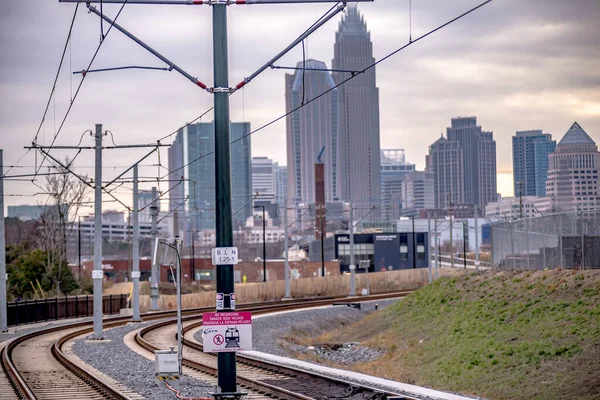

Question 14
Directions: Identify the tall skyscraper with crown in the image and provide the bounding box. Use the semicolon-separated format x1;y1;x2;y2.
333;5;381;216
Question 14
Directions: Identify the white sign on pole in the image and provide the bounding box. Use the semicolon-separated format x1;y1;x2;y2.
131;271;141;279
230;293;236;310
211;247;239;265
216;293;224;311
202;312;252;352
92;270;103;279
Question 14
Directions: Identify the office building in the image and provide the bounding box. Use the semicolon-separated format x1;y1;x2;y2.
546;122;600;212
168;122;252;234
428;117;497;209
285;59;339;206
252;157;276;203
380;150;417;219
485;196;552;220
7;204;69;221
512;130;556;197
333;4;381;215
274;163;287;204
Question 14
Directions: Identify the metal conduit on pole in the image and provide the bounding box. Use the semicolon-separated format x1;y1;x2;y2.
0;149;7;331
92;124;104;339
132;165;141;321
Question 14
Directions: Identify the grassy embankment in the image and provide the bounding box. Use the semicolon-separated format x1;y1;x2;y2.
285;270;600;400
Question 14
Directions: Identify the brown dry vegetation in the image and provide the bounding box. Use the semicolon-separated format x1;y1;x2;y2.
288;270;600;400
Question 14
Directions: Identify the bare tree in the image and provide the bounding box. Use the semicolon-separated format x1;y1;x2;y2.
38;158;89;295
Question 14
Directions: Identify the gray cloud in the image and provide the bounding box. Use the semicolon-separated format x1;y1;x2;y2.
1;0;599;210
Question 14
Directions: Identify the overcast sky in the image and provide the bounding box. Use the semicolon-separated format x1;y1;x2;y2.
1;0;599;213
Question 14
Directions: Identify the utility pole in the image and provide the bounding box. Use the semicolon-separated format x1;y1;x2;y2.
150;186;159;311
411;215;416;269
463;221;467;269
559;213;563;268
212;1;237;393
320;208;325;277
434;217;439;279
449;192;454;268
253;205;266;282
427;214;432;283
349;204;356;296
0;149;7;332
92;124;104;340
191;230;196;281
78;217;82;279
519;181;523;220
132;164;141;321
283;202;291;298
474;205;479;270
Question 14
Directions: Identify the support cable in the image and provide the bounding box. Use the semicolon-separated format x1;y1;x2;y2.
160;0;493;180
158;196;189;223
32;0;82;146
86;4;210;90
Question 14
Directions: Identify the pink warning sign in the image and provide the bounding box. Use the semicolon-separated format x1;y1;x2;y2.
202;312;251;325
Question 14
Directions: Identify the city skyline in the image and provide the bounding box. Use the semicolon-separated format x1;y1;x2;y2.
1;0;599;212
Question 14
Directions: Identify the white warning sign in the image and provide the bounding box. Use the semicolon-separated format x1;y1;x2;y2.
202;312;252;353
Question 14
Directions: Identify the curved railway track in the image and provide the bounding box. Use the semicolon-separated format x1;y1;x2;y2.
0;292;413;400
135;292;416;400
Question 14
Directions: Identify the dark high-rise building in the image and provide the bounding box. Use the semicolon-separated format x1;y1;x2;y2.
168;122;252;233
333;4;381;214
428;117;496;209
285;59;338;205
512;130;556;197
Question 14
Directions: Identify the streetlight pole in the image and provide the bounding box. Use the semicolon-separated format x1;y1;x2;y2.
320;209;325;277
463;221;467;269
411;215;416;269
253;205;266;282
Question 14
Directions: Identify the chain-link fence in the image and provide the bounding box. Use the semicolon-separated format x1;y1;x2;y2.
490;210;600;269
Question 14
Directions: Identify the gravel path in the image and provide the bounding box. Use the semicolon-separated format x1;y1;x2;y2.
73;321;216;400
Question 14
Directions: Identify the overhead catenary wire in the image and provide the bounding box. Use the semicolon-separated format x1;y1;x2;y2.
32;0;82;147
160;0;494;180
33;0;130;181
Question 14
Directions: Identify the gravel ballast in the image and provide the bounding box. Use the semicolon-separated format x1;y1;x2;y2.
195;299;399;363
73;321;216;400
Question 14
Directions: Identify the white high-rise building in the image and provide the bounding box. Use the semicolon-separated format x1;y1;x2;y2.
252;157;275;203
546;122;600;213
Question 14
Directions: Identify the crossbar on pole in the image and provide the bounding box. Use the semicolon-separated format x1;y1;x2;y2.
60;0;373;4
86;4;210;90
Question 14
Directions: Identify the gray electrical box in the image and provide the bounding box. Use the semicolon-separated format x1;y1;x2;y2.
155;350;179;376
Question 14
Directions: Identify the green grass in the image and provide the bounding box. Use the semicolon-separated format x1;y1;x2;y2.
315;270;600;399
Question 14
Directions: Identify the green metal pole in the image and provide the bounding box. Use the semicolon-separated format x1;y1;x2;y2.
212;2;236;394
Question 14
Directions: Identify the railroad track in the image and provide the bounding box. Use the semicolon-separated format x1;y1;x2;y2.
0;292;413;399
135;292;417;399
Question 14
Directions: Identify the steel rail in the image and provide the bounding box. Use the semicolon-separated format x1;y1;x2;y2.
137;292;415;399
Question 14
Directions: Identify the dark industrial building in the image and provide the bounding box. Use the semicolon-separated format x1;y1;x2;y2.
309;232;429;274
